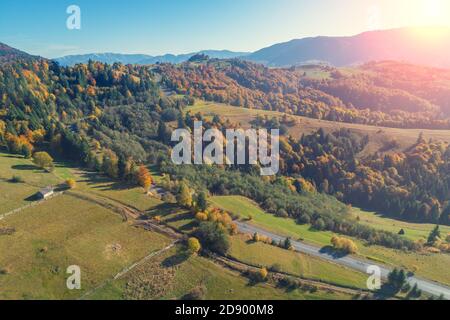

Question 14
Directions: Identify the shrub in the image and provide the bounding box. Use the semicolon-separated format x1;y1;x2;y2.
10;175;24;183
195;212;208;222
32;151;54;171
194;222;230;255
183;285;207;300
187;237;201;255
331;236;358;254
162;192;176;203
66;179;76;189
313;218;326;230
249;268;268;283
270;264;283;273
297;214;311;225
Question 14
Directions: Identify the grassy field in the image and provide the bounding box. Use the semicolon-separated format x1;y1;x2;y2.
186;101;450;155
87;246;354;300
211;195;450;286
352;208;450;242
0;151;177;299
0;152;61;188
229;235;367;289
0;194;170;299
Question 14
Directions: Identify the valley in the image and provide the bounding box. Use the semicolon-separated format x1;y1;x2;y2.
2;34;450;301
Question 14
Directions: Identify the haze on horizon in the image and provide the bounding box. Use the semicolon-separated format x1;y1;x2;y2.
1;0;450;58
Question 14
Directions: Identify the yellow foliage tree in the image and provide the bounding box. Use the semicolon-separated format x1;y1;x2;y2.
187;237;201;255
136;165;153;192
195;212;208;222
331;236;358;254
177;182;192;208
66;179;76;189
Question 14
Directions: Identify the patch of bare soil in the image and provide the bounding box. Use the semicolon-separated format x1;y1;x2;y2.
123;250;179;300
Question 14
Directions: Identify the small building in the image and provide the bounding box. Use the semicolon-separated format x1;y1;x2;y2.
38;187;54;200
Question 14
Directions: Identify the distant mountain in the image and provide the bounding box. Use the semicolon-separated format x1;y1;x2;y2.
54;50;249;66
0;42;38;63
245;27;450;68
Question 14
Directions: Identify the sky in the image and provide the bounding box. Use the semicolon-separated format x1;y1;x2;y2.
1;0;450;58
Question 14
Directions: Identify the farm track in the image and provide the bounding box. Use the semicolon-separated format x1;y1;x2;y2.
237;221;450;299
210;253;368;297
74;190;364;298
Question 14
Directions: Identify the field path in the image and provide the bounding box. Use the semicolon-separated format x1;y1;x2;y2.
236;221;450;299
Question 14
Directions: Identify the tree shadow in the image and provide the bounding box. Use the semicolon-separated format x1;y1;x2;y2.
146;203;183;218
164;212;194;224
77;171;133;191
372;284;398;300
11;165;38;171
178;221;198;232
319;246;350;259
161;251;190;268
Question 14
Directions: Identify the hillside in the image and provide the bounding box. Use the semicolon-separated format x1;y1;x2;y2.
0;42;37;64
245;27;450;67
185;102;450;155
159;59;450;128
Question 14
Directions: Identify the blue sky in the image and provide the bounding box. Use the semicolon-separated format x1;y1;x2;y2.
1;0;449;58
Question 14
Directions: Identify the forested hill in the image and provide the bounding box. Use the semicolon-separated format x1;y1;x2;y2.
0;42;38;64
1;44;450;229
158;58;450;129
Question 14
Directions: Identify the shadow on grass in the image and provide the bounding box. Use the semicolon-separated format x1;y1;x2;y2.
146;203;184;218
11;165;39;171
162;251;190;268
319;246;350;259
77;171;132;191
178;221;198;232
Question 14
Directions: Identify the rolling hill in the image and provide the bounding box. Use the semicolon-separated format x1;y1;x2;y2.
0;42;38;64
245;27;450;67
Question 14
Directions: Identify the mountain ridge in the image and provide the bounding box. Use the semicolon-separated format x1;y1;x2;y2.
54;50;249;66
244;26;450;67
5;26;450;68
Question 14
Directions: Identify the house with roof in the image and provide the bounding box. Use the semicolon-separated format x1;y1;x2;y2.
38;187;54;200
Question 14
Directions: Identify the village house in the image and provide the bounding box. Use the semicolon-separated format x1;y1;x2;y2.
38;187;54;200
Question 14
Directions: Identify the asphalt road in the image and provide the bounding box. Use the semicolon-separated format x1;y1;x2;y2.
236;221;450;299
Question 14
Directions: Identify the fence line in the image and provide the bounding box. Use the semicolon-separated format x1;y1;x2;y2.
0;192;64;221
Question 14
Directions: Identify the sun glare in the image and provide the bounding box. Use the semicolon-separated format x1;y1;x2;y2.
412;0;450;26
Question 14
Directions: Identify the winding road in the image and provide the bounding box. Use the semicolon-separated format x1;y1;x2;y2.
236;221;450;299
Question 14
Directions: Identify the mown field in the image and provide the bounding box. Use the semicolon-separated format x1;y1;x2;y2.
0;152;171;299
86;246;353;300
229;235;367;289
352;208;450;242
0;152;356;300
0;194;171;299
211;195;450;287
186;101;450;155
